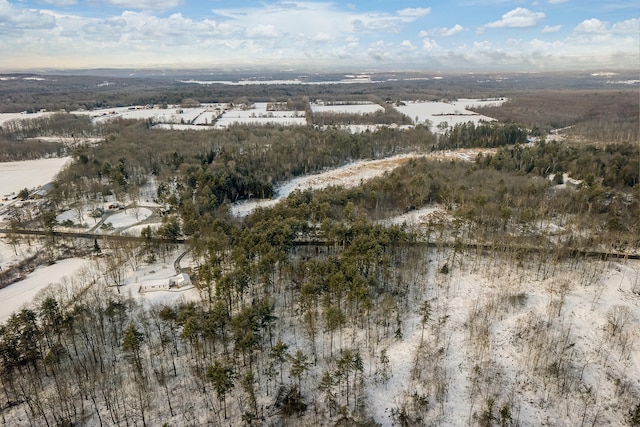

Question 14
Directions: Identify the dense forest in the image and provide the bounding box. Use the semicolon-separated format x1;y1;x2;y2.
0;80;639;426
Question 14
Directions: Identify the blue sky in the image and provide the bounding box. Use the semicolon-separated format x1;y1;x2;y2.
1;0;638;71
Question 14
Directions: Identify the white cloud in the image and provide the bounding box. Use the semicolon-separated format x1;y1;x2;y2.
480;8;545;32
246;24;283;39
574;18;608;33
574;17;639;34
612;17;640;33
0;0;56;33
422;38;440;51
420;24;464;37
396;7;431;18
312;32;334;42
548;0;569;3
98;0;182;11
400;39;417;51
40;0;77;5
0;0;637;72
542;24;562;33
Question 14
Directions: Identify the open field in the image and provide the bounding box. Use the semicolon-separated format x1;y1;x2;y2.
0;157;70;199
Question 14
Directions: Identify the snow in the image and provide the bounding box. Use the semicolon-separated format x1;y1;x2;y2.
0;157;70;198
179;79;307;85
70;102;307;129
393;100;503;133
122;260;199;308
231;149;493;217
0;241;198;324
364;253;640;426
310;102;384;114
0;164;637;427
0;258;88;323
71;104;227;126
214;116;307;128
104;207;153;229
383;205;445;227
213;102;306;129
230;154;416;216
177;76;380;85
0;111;53;126
152;124;211;131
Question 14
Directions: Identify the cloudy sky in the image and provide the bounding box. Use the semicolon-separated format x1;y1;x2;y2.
1;0;638;71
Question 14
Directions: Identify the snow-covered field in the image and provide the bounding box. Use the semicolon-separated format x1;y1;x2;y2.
214;102;306;129
0;239;198;324
71;104;227;126
67;102;307;129
0;257;88;323
231;154;415;216
393;100;504;133
0;157;70;199
310;102;384;114
1;98;504;135
0;111;53;126
177;75;380;85
214;116;307;128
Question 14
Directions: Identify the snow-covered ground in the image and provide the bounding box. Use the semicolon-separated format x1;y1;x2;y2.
0;111;53;126
214;102;306;129
0;240;198;324
231;149;493;217
365;254;640;426
0;157;70;199
104;207;153;229
310;102;384;114
393;99;504;133
1;98;505;135
0;257;88;323
0;142;637;426
71;104;227;126
230;154;415;216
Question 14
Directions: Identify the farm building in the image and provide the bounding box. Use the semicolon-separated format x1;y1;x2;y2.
138;272;192;293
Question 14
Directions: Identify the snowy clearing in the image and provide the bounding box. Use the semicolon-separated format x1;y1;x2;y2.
104;207;153;229
310;102;384;114
0;157;70;198
230;154;415;216
393;100;502;133
213;102;306;129
0;242;198;324
231;149;493;216
0;257;88;324
0;111;53;126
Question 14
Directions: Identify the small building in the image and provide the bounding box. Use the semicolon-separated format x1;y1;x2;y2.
138;273;192;293
169;272;191;288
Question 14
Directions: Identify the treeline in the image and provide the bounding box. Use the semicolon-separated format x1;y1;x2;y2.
472;90;639;143
0;113;97;161
436;121;529;150
0;136;65;162
0;113;96;140
239;149;638;250
50;122;435;222
312;104;412;126
480;141;639;188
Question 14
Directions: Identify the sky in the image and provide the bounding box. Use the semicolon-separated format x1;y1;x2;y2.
0;0;638;72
